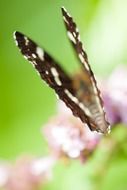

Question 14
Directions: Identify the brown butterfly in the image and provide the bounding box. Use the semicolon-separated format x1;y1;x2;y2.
13;7;110;134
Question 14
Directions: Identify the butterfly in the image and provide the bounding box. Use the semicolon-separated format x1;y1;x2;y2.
13;7;110;134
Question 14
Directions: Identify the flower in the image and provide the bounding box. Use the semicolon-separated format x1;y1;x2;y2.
102;65;127;125
4;156;55;190
0;161;10;189
44;101;101;162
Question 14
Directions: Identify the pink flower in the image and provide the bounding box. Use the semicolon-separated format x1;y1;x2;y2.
44;101;101;162
4;156;55;190
0;161;10;189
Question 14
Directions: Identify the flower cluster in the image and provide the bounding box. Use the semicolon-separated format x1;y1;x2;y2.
44;101;101;162
0;156;55;190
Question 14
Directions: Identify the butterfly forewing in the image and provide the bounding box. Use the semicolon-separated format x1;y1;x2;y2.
61;7;110;133
14;31;93;127
14;32;72;89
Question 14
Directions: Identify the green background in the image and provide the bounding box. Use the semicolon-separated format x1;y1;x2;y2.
1;0;127;189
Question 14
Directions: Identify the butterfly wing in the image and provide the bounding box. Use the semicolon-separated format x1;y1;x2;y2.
61;7;110;133
14;31;95;128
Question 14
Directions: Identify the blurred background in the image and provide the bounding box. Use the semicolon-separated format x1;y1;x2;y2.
1;0;127;189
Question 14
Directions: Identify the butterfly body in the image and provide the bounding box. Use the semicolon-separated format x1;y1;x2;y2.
14;7;110;134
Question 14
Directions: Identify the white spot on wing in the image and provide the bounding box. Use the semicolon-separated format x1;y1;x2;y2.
73;32;76;37
79;53;89;71
67;31;76;44
78;53;89;71
64;89;92;117
32;53;37;58
77;33;81;41
13;32;16;40
62;6;71;17
32;60;37;66
51;67;62;86
78;53;84;63
61;6;67;11
90;77;102;114
84;63;90;71
91;78;97;93
36;47;44;61
63;16;69;24
24;36;29;46
64;89;78;104
23;55;28;60
13;32;18;46
15;40;18;46
79;102;91;117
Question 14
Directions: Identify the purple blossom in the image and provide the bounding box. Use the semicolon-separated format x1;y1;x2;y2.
101;65;127;125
